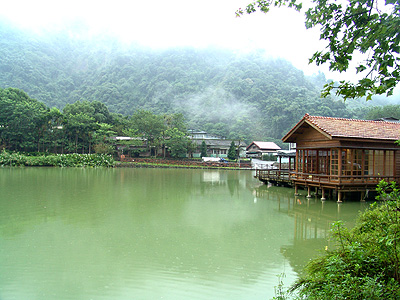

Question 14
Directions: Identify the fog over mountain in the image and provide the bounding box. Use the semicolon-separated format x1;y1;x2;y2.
0;20;398;144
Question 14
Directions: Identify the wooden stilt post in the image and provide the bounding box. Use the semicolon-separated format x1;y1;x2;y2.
294;184;299;196
337;191;343;203
321;188;326;201
360;191;366;202
307;186;312;198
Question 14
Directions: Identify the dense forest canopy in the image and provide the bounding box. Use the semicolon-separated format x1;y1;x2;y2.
0;20;399;145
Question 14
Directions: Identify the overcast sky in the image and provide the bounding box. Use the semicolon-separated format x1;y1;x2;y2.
0;0;350;80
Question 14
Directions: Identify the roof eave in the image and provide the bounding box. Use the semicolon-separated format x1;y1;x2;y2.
282;118;332;142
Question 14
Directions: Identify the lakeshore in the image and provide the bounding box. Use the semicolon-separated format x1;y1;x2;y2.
116;157;253;170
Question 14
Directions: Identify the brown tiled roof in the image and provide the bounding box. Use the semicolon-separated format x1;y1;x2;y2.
283;114;400;141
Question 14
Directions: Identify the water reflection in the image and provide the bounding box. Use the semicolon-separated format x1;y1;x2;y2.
254;183;370;274
0;168;367;300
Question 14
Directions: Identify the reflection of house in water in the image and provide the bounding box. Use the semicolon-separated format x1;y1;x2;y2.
202;171;222;183
253;184;369;273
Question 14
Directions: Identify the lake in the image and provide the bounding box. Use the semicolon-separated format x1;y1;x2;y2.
0;167;369;299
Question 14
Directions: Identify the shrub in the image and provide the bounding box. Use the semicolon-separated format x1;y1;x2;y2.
0;150;27;166
0;151;115;167
287;180;400;299
262;153;277;161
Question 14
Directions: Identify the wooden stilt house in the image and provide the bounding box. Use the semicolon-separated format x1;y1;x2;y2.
281;114;400;202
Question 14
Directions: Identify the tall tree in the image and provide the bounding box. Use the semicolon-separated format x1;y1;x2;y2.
200;140;207;158
0;88;49;151
227;141;237;160
165;127;190;158
131;110;166;156
237;0;400;100
64;112;97;153
46;107;65;153
163;113;189;158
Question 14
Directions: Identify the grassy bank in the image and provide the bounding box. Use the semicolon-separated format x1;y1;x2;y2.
0;151;252;169
116;158;252;169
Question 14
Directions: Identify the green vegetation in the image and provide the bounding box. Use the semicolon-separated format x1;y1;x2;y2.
238;0;400;100
262;153;277;161
365;105;400;120
227;141;237;160
274;181;400;299
200;141;207;158
0;21;374;144
0;87;192;157
0;150;115;167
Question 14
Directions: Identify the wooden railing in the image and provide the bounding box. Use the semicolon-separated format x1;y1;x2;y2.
293;172;400;185
256;169;400;186
256;169;292;184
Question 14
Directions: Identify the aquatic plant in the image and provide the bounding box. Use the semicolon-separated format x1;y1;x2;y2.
0;150;115;167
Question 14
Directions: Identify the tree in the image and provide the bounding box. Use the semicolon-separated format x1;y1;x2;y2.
91;100;112;123
200;140;207;158
165;127;190;158
46;107;65;153
227;141;237;160
92;123;117;155
162;113;188;157
364;104;400;120
64;112;97;153
0;88;49;151
237;0;400;100
131;110;166;156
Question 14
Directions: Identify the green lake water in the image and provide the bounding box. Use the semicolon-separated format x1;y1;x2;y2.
0;168;369;299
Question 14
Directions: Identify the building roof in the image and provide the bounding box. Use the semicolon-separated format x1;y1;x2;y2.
246;141;281;151
282;114;400;142
192;139;246;148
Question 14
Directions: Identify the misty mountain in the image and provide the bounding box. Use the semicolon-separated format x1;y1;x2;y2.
0;21;360;143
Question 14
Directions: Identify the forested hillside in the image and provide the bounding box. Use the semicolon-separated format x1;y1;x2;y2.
0;21;361;143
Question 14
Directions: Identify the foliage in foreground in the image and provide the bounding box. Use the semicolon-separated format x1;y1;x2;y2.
238;0;400;100
0;151;115;167
275;181;400;299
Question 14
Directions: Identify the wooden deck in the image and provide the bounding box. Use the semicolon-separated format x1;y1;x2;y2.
255;168;400;201
292;173;400;191
255;169;293;186
256;169;400;189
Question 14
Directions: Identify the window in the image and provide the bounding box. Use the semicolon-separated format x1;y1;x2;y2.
331;149;339;176
297;150;304;173
318;150;330;174
364;150;370;175
374;150;384;176
386;151;394;176
305;150;317;173
366;150;394;176
353;149;362;176
341;149;352;176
